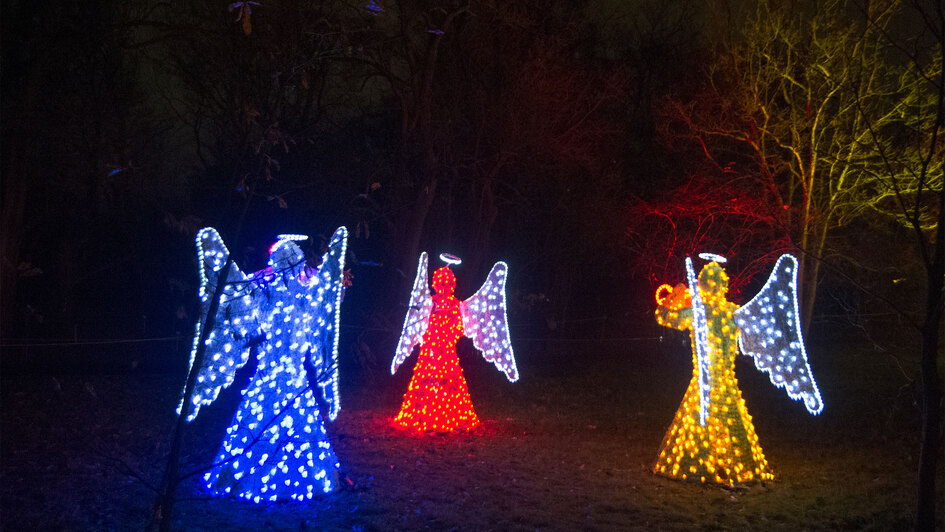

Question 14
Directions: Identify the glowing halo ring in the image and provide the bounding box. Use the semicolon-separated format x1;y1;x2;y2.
698;252;727;263
655;284;674;306
270;234;309;254
439;253;462;265
276;234;309;242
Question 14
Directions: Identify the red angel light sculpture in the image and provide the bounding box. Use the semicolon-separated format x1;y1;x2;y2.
391;252;519;432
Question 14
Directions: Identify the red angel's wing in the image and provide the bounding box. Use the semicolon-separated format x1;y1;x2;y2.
461;262;519;382
391;252;433;374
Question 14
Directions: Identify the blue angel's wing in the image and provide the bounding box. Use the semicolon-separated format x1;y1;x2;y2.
180;227;255;422
391;252;433;374
298;227;348;420
733;254;823;415
461;262;519;382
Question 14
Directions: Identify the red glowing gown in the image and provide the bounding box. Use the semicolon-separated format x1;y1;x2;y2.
394;267;480;432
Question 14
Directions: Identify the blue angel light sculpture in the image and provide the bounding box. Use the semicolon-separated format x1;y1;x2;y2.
653;253;823;484
179;227;348;503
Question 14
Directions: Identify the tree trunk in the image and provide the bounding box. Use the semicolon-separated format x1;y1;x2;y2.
0;2;43;338
399;175;438;282
915;185;944;531
393;6;468;283
915;310;942;531
469;175;499;277
800;217;830;333
151;258;233;532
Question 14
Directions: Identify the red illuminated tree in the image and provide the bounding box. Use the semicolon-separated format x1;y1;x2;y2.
626;172;791;298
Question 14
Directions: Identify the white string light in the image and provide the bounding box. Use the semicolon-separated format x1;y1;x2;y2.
460;261;519;382
734;254;823;414
685;256;712;426
391;253;433;375
698;252;727;263
276;234;309;242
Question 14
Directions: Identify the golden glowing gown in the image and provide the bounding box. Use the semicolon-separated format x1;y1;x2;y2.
394;267;480;432
653;262;773;484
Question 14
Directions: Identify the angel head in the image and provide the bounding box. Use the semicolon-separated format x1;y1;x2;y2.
698;261;729;299
267;235;309;278
431;266;457;297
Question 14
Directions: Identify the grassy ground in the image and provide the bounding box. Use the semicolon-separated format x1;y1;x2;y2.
1;334;941;530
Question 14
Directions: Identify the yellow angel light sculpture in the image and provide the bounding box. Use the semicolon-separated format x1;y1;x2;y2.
653;253;823;485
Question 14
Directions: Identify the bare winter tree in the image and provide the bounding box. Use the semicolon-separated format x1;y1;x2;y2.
337;0;631;322
852;1;943;529
668;0;935;328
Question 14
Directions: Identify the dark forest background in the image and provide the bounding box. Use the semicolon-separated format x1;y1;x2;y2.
3;0;937;348
3;0;673;344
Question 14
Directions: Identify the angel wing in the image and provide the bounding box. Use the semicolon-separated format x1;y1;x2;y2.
461;261;519;382
391;252;433;374
180;227;255;422
733;254;823;415
301;227;348;420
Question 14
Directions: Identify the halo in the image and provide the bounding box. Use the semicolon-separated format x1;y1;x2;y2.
276;234;309;242
698;252;727;263
270;234;309;254
439;253;462;265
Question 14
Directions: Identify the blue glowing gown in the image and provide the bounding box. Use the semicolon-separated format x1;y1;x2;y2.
181;227;348;503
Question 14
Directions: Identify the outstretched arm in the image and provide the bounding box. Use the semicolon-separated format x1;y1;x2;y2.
655;283;693;331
